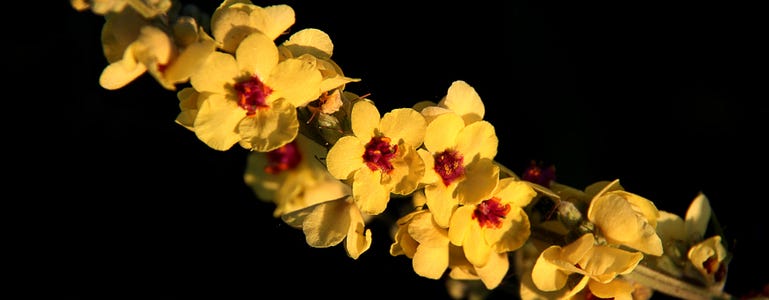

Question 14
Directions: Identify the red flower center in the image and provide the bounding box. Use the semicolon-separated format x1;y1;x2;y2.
363;136;398;174
434;149;465;186
264;141;301;174
234;75;273;116
472;197;510;229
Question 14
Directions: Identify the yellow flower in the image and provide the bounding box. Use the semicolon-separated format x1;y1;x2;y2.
417;112;499;228
688;235;727;285
326;99;426;215
71;0;171;18
530;233;643;299
244;133;350;217
390;195;509;289
210;0;295;53
419;80;487;125
281;195;372;260
655;193;727;285
448;177;536;267
188;31;323;151
99;7;216;90
656;192;712;248
587;179;664;256
278;28;361;100
390;208;450;280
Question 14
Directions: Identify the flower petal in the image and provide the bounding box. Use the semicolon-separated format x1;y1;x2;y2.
237;98;299;152
455;159;499;206
191;51;238;94
268;58;323;107
463;222;491;267
448;205;474;246
237;32;279;81
262;4;296;40
351;100;380;140
440;80;485;125
495;178;537;208
409;211;449;247
488;207;530;253
193;93;244;151
531;246;571;291
326;136;365;179
426;183;458;229
302;199;350;248
579;246;644;283
387;145;424;195
456;120;498;163
380;108;426;147
423;112;464;154
413;243;449;279
685;192;712;242
588;278;635;300
352;167;389;215
588;191;663;256
281;28;334;58
476;252;509;289
345;202;372;259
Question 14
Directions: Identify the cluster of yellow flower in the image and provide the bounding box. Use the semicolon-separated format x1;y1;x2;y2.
70;1;736;299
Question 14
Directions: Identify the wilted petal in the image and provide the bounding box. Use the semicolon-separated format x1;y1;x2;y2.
237;98;298;152
345;202;372;259
588;278;635;300
588;191;663;256
302;200;351;248
687;235;726;279
579;246;643;283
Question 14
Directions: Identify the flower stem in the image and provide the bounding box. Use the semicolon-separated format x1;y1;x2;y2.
622;264;734;300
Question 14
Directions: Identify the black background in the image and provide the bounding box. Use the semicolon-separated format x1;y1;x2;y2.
11;0;766;298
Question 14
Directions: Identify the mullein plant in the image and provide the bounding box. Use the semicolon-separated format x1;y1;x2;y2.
72;1;747;299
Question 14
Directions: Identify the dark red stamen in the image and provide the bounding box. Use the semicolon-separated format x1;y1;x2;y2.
522;160;556;187
264;140;301;174
234;75;273;116
472;197;511;229
363;136;397;174
434;149;464;186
